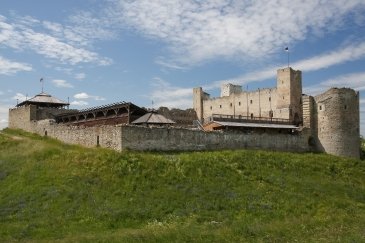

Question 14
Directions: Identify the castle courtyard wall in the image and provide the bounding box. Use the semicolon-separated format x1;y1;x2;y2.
9;117;122;151
36;121;122;151
202;88;278;121
120;126;310;153
8;108;311;154
8;105;36;132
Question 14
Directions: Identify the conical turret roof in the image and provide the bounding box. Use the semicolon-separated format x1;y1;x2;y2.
16;92;69;108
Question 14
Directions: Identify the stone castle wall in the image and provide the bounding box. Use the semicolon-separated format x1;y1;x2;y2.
202;88;277;121
8;105;36;132
194;67;302;123
10;117;122;151
8;107;311;153
121;126;310;152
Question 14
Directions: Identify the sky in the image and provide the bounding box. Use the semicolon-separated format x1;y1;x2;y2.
1;0;365;134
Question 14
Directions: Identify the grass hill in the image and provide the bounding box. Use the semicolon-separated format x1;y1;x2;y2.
0;129;364;242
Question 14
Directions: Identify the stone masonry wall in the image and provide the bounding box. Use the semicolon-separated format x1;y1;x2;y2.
120;125;310;152
314;88;360;158
34;121;122;151
8;106;310;154
8;107;122;151
302;95;314;129
8;105;36;131
202;88;277;121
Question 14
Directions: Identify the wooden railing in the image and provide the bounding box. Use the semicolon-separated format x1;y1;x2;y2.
207;114;293;125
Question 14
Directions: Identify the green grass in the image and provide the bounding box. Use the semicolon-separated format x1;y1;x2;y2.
0;128;364;242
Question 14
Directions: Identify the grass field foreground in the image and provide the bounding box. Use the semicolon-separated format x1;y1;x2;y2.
0;128;364;242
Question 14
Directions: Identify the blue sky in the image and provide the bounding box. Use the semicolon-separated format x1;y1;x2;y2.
1;0;365;134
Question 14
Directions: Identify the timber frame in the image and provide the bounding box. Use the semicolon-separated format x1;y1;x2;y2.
55;101;147;126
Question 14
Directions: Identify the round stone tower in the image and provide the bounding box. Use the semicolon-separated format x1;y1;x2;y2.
314;88;360;158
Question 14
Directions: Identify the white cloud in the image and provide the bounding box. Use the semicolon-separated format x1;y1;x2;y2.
150;77;192;109
293;42;365;72
75;73;85;80
21;29;112;65
154;57;187;70
70;100;88;106
149;41;365;109
0;56;32;75
52;79;74;88
304;72;365;95
12;93;27;102
67;11;117;45
74;92;105;101
0;14;112;66
74;92;89;99
207;41;365;90
109;0;365;65
0;104;11;129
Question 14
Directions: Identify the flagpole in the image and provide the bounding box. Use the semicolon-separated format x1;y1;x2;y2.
285;47;290;67
40;78;44;92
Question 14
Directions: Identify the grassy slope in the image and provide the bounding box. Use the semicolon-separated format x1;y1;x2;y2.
0;128;364;242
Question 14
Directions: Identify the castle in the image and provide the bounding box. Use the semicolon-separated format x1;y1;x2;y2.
8;67;360;158
193;67;360;158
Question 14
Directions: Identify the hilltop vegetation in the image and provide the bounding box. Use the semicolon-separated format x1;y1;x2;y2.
0;128;364;242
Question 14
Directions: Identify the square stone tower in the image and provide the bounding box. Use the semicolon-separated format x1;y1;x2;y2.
220;83;242;97
193;87;210;121
276;67;302;124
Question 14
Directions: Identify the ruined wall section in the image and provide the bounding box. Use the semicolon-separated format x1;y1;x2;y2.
314;88;360;158
34;121;122;151
8;106;122;150
302;95;314;129
8;105;36;131
120;125;310;152
201;88;277;120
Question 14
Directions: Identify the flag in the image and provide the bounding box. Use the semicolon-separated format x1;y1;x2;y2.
285;47;289;52
40;78;43;82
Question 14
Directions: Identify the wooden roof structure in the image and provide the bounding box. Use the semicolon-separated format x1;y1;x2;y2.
55;101;147;126
203;114;298;131
131;112;175;125
17;92;69;108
